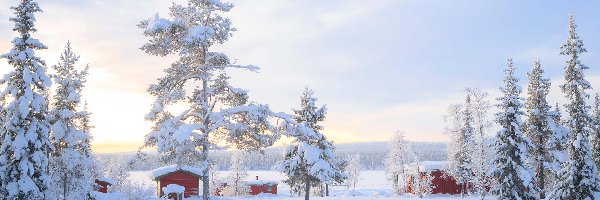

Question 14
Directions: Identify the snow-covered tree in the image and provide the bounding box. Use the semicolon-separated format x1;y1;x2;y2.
464;87;492;199
408;164;435;198
0;0;52;198
221;151;249;196
275;88;346;200
523;59;553;198
490;58;538;200
207;161;221;195
546;103;568;181
591;94;600;169
446;94;476;197
549;15;600;200
138;1;292;199
385;130;417;195
47;42;97;199
346;154;361;191
105;160;154;200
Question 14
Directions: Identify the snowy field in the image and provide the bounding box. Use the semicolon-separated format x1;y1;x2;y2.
129;170;486;200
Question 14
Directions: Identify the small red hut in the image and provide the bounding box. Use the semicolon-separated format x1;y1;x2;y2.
405;161;463;195
95;177;115;193
247;177;278;195
150;165;204;198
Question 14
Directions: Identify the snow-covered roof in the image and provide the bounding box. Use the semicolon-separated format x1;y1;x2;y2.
245;180;278;186
96;177;116;185
405;161;448;172
150;165;205;181
162;184;185;194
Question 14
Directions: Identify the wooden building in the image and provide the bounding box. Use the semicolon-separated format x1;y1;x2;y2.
150;165;204;198
247;177;278;195
95;177;115;193
405;161;464;195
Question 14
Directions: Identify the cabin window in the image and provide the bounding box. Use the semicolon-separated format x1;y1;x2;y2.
266;185;272;192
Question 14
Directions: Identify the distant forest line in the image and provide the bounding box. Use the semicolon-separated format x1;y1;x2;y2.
97;141;447;171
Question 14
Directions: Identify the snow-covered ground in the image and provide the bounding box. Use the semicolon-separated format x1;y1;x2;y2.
128;170;487;200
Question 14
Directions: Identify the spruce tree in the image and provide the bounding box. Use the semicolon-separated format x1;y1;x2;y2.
275;88;345;200
549;15;600;200
48;42;96;199
591;94;600;169
0;0;52;198
546;103;568;180
523;60;552;198
491;59;538;200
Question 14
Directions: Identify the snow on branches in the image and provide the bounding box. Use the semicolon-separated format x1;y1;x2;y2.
275;88;346;200
48;42;97;199
138;1;315;199
491;59;538;200
549;15;600;200
0;0;52;198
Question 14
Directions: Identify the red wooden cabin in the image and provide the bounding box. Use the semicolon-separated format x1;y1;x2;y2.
405;161;463;195
95;177;115;193
151;165;204;198
247;179;278;195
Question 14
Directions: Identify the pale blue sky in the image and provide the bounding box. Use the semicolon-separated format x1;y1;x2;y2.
0;0;599;152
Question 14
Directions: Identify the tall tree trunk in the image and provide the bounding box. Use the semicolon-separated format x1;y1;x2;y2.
304;179;310;200
201;57;210;200
202;146;210;200
63;172;67;200
393;174;399;194
202;141;210;200
538;133;545;199
461;180;465;198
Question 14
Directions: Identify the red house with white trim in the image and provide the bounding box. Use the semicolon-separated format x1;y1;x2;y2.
150;165;204;198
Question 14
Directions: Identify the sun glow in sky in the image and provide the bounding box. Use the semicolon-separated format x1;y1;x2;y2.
1;0;600;153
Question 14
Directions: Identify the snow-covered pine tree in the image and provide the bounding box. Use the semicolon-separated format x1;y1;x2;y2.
346;154;361;191
48;42;96;199
384;130;417;195
523;59;553;199
546;103;568;180
446;93;476;197
138;1;289;199
222;151;249;196
591;94;600;169
0;0;52;198
275;88;345;200
491;58;538;200
549;15;600;200
464;87;492;199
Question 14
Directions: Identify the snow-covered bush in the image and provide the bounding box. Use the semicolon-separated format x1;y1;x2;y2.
385;130;416;195
346;154;361;191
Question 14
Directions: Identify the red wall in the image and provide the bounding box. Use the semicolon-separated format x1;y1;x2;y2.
95;180;109;193
249;184;277;195
430;171;462;194
406;170;464;195
158;171;200;198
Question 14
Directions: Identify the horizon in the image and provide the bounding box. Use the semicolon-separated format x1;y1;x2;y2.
1;0;600;153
